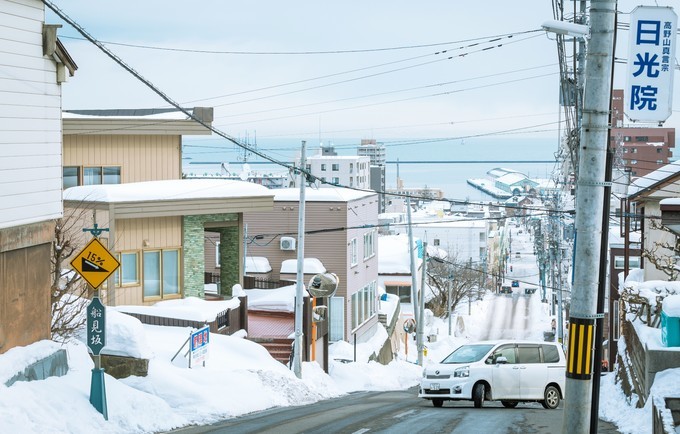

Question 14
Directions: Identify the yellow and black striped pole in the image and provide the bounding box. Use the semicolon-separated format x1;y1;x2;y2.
566;316;595;380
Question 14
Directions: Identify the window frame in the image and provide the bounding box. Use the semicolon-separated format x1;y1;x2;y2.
142;248;181;301
350;238;358;266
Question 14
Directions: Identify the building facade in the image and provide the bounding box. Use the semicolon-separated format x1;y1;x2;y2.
610;89;675;178
244;188;380;343
0;1;76;354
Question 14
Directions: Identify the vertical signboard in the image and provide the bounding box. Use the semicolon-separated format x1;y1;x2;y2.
190;325;210;368
626;6;677;123
87;297;106;356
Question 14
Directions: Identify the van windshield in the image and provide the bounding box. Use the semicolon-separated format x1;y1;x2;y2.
441;344;494;364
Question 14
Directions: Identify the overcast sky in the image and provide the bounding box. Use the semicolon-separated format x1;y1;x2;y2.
47;1;679;148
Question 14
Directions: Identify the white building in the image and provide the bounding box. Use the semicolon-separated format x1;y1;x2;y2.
1;1;77;354
293;144;371;189
411;218;489;265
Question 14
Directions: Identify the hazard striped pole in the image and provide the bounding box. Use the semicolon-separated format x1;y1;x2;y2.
566;317;595;380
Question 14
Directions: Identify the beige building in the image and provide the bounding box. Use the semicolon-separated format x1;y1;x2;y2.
244;188;380;342
62;109;273;306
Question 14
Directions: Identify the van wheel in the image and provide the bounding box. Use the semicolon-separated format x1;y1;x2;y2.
501;400;518;408
542;385;560;409
473;383;485;408
432;398;443;408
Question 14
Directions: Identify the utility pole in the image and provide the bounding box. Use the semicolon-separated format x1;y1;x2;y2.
562;2;616;433
418;241;427;366
293;140;307;379
406;196;419;332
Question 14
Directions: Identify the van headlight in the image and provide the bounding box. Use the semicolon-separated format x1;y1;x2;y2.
454;366;469;378
422;369;427;378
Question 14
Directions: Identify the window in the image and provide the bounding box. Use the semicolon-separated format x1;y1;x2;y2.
657;160;664;165
363;230;375;260
84;167;102;185
657;148;663;154
541;345;560;363
479;232;485;242
215;241;220;267
613;300;620;340
121;252;139;285
332;163;339;171
111;251;139;287
349;163;354;173
63;167;80;189
635;136;648;142
623;136;631;142
143;249;180;299
321;164;327;171
385;283;411;303
329;297;344;341
306;164;311;171
350;177;353;187
81;166;121;186
517;345;541;363
631;160;638;165
489;344;516;364
631;148;637;154
350;238;358;266
614;256;641;269
433;239;440;246
351;281;376;329
332;177;340;184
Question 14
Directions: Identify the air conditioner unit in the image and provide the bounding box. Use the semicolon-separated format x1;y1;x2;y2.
280;236;296;251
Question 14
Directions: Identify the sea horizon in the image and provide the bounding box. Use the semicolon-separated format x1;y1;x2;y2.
182;136;559;202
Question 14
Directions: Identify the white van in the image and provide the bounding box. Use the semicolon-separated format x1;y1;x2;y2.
418;340;566;409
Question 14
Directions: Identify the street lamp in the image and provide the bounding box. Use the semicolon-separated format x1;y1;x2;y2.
541;20;589;38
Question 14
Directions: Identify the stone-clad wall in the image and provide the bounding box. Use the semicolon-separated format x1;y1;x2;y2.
183;214;239;298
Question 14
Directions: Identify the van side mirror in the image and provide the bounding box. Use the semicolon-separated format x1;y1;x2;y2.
496;356;508;364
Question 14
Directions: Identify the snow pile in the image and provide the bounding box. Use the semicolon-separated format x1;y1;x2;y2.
115;296;240;322
245;285;307;312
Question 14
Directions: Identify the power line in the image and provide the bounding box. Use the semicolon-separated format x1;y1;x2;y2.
58;30;542;56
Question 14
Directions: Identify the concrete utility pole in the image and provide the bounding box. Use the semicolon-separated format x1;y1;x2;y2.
418;241;427;366
406;196;420;330
293;140;307;379
562;2;616;433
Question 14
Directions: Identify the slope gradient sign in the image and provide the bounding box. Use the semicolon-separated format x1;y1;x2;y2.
71;238;120;289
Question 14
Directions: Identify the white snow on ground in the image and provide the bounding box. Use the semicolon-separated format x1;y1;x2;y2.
0;227;678;433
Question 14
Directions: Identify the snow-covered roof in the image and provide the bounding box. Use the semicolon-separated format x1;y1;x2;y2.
411;219;486;229
628;160;680;197
63;109;193;120
244;285;306;312
280;258;326;274
63;179;272;203
274;187;376;202
660;197;680;206
245;256;272;273
496;172;529;185
115;296;240;322
378;234;421;274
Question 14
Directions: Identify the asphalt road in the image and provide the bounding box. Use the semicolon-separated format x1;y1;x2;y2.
169;387;620;434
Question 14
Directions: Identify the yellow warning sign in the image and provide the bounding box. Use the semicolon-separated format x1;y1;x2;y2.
70;238;120;289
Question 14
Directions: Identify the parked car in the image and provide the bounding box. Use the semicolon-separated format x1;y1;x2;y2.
419;341;566;409
499;286;512;294
511;280;520;288
525;287;537;295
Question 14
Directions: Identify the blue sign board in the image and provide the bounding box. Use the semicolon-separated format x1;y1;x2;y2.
87;297;106;356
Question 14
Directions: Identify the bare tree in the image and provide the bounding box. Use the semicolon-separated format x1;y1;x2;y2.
425;255;485;317
51;207;92;342
641;220;680;281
